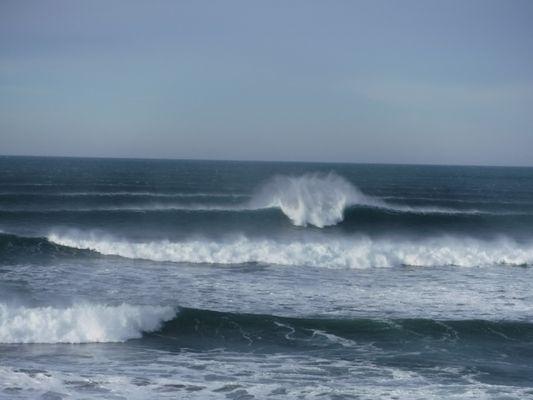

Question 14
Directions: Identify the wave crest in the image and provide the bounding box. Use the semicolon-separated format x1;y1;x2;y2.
0;303;175;343
249;173;483;227
48;233;533;268
250;173;380;227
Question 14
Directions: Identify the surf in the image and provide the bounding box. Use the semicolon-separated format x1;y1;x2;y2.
249;172;375;227
0;303;175;344
46;232;533;268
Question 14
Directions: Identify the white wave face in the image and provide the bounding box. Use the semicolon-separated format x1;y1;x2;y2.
48;233;533;269
250;173;382;227
0;303;175;344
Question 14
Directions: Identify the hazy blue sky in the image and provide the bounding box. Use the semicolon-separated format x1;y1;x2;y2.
1;0;532;165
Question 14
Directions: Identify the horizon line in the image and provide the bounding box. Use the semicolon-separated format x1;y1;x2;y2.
1;153;532;169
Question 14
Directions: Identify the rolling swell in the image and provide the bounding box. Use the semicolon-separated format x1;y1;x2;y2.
0;232;94;263
2;172;531;238
147;307;533;348
2;203;532;241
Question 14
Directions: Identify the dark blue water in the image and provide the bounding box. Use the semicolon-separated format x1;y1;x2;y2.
1;156;533;399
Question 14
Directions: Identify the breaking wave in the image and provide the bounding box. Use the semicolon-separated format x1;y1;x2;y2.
2;303;532;347
47;232;533;268
249;173;486;227
249;173;376;227
0;303;175;344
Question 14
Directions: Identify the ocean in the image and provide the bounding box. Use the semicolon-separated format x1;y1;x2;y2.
1;156;533;399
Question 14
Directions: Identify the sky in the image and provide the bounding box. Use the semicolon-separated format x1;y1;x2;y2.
1;0;533;166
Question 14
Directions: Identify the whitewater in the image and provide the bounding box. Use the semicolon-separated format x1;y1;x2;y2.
0;303;175;344
48;232;533;268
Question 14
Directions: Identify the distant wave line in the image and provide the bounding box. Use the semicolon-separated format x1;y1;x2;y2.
0;173;529;226
0;191;249;198
379;195;533;205
0;203;512;216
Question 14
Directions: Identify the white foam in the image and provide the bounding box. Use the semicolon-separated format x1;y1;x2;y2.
48;232;533;269
0;303;175;344
1;356;532;400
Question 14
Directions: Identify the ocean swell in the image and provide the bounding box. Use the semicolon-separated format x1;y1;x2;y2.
153;307;533;343
0;173;494;226
0;303;175;344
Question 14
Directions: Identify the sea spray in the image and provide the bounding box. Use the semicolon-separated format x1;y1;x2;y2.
249;173;381;227
248;173;482;227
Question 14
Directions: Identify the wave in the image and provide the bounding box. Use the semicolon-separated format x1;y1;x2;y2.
0;204;248;212
248;173;495;227
149;307;533;345
0;204;513;225
0;303;175;344
249;173;375;227
381;195;533;206
3;303;529;345
0;232;95;263
0;191;248;198
47;232;533;268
